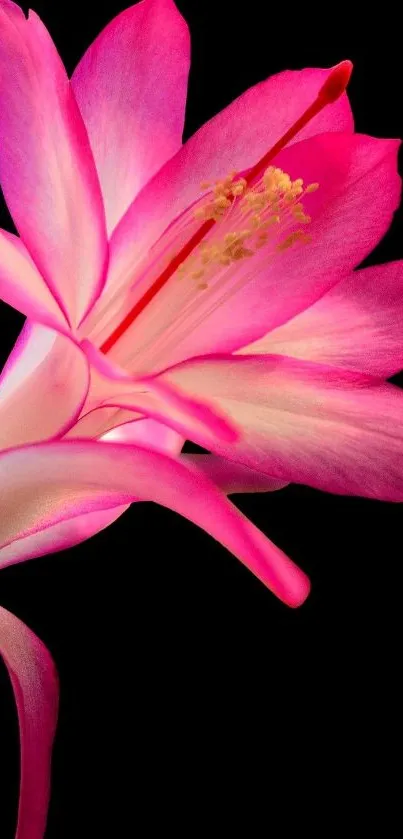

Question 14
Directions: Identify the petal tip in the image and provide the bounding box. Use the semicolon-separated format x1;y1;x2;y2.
286;571;311;608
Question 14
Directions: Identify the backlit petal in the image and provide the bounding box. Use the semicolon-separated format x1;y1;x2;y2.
0;441;311;606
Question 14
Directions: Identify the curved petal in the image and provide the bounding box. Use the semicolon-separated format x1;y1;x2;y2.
0;323;89;449
101;416;183;454
0;6;108;326
90;132;400;372
0;441;310;606
0;506;128;569
0;417;182;569
78;340;238;447
71;0;190;234
66;405;138;440
0;0;25;21
0;604;58;839
242;261;403;377
0;230;69;332
181;454;288;494
106;380;239;446
155;353;403;500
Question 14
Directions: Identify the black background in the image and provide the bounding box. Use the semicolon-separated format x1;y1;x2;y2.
1;1;402;835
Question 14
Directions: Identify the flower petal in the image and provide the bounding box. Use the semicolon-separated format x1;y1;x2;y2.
0;6;108;326
153;353;403;501
91;132;400;371
101;416;183;454
181;454;288;494
77;340;238;447
71;0;190;235
0;604;58;839
0;417;183;570
83;62;353;337
0;506;127;570
0;231;69;332
66;405;138;440
242;261;403;377
0;323;89;449
0;441;310;606
0;0;24;23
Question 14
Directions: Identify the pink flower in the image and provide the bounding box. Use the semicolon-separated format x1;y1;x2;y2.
1;0;402;598
0;1;402;829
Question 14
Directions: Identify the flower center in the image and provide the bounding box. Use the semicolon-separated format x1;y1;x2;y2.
180;166;318;291
100;60;352;355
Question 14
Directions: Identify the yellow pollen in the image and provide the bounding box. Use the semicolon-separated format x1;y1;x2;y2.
187;165;317;284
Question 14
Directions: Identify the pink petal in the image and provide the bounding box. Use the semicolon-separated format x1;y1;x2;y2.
0;0;25;24
0;441;310;606
0;323;89;449
0;604;58;839
0;6;108;326
92;132;400;371
66;405;138;440
0;417;183;569
0;506;128;569
83;62;353;338
71;0;190;235
243;260;403;377
78;339;238;447
153;353;403;501
110;61;354;279
181;454;288;494
0;230;69;332
131;377;239;445
101;417;183;454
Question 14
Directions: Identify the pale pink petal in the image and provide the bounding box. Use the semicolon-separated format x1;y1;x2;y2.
181;454;288;494
78;339;238;447
102;417;183;454
91;132;400;371
0;230;69;332
82;389;237;449
0;323;89;449
0;0;25;24
82;62;353;339
129;377;238;445
153;353;403;501
0;6;108;326
0;604;58;839
0;441;311;606
0;417;183;569
243;261;403;377
66;405;139;440
71;0;190;234
0;506;128;569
